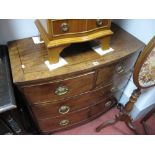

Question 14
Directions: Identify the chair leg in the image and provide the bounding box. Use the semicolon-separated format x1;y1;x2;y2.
141;121;148;135
96;113;124;132
125;121;138;135
96;111;138;134
96;118;117;132
140;107;155;135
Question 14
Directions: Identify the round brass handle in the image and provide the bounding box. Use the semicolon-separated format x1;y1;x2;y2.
116;65;125;74
59;119;70;126
96;19;103;27
55;86;69;96
111;87;117;93
59;105;70;114
105;101;112;107
61;22;69;32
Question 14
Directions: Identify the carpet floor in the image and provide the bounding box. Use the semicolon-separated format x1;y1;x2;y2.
54;107;155;135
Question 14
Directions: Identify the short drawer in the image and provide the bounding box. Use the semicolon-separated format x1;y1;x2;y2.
52;19;86;36
110;72;132;93
37;97;115;133
23;72;95;104
96;53;138;87
87;19;110;31
31;84;113;119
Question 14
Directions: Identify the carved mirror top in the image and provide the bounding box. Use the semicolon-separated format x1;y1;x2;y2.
139;47;155;87
133;36;155;88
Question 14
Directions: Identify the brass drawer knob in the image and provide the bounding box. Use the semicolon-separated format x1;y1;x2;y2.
61;23;69;32
116;65;125;74
59;119;70;126
96;19;103;27
55;86;69;96
59;105;70;114
105;101;112;107
111;86;117;93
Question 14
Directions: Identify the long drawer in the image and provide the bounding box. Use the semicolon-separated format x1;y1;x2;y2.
51;19;110;36
31;84;114;119
37;97;116;133
22;72;95;104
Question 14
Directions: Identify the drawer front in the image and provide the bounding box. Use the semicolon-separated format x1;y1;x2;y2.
109;72;132;93
37;97;115;133
23;72;95;104
52;19;86;36
31;84;113;119
96;53;138;87
87;19;110;31
96;64;132;88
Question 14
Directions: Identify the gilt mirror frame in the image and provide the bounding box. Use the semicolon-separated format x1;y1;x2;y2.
133;36;155;89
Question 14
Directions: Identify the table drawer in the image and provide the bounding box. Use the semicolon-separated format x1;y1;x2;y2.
52;19;86;36
96;54;138;87
87;19;110;31
109;72;132;92
23;72;95;104
37;97;115;133
31;84;113;119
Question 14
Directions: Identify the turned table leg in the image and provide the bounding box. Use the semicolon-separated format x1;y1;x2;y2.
96;89;141;134
47;44;69;64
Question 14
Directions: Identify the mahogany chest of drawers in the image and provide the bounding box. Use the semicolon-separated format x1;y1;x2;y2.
8;24;144;134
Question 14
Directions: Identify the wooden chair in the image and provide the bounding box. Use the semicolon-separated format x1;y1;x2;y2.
141;107;155;134
96;36;155;134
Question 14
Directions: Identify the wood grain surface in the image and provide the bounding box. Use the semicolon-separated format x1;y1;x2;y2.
8;24;144;85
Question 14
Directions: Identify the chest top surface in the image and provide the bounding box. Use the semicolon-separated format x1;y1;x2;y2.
8;24;145;85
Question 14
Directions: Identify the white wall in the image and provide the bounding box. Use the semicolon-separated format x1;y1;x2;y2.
1;19;155;45
0;19;39;44
113;19;155;44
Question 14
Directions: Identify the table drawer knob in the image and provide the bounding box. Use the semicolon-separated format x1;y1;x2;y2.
61;23;69;32
55;86;69;96
59;119;70;126
116;65;125;74
59;105;70;114
96;19;103;27
111;87;117;93
105;101;112;107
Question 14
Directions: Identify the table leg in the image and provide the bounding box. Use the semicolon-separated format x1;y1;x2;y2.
47;44;69;64
98;35;111;50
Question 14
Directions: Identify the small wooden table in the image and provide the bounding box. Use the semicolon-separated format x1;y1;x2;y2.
35;19;113;63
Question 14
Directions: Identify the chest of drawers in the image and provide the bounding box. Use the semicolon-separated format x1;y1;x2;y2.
8;24;145;134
